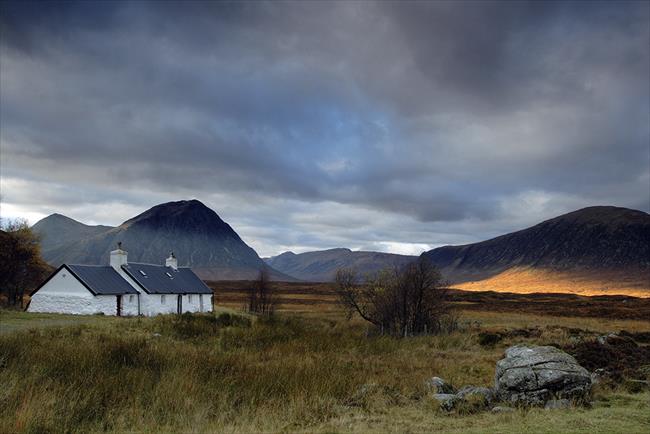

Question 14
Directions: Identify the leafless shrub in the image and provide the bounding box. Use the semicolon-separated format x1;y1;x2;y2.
335;257;455;337
247;269;278;316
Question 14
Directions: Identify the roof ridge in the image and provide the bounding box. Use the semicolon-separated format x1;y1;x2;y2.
125;262;167;267
125;262;191;270
68;264;112;268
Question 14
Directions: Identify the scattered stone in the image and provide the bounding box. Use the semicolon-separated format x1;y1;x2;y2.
495;345;592;407
456;386;494;406
491;406;515;413
355;383;379;397
605;335;638;348
433;393;460;412
152;333;161;338
424;376;455;394
597;333;619;345
590;368;608;385
544;399;571;410
347;383;379;407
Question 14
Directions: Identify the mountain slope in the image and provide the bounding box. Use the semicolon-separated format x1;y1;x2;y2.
32;213;112;255
265;248;417;282
33;200;293;281
422;206;650;285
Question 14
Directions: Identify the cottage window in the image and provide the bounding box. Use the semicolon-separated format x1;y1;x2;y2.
129;295;134;303
161;295;166;304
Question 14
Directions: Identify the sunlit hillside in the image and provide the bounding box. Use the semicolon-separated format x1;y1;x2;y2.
454;267;650;298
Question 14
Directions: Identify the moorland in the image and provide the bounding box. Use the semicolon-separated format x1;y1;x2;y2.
1;285;649;433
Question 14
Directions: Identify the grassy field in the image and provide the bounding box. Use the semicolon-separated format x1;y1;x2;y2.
209;280;650;320
1;295;649;433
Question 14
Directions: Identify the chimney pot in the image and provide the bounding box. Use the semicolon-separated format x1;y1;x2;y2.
110;244;128;269
166;252;178;270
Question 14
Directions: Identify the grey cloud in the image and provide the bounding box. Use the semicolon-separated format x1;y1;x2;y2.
1;0;648;255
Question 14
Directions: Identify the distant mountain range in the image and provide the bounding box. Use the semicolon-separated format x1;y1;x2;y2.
33;203;650;294
265;248;417;282
32;200;293;281
267;206;649;296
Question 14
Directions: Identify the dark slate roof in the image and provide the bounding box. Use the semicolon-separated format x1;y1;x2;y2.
121;263;212;294
67;265;140;295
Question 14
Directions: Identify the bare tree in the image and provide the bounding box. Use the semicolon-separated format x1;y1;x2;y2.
335;257;454;337
247;269;278;315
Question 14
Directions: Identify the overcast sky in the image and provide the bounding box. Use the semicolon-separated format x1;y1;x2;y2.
1;0;648;257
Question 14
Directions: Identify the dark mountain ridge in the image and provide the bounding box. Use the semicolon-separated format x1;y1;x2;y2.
423;206;650;283
33;200;292;281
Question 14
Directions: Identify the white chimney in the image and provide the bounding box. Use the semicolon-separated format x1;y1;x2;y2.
165;251;178;270
110;242;128;269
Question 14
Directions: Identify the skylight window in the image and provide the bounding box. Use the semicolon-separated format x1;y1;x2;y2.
165;272;173;278
139;270;147;276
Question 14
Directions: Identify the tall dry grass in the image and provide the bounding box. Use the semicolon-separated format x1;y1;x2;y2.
0;310;648;433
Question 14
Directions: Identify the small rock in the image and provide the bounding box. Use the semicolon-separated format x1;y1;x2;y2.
456;386;495;406
590;368;608;385
347;383;379;406
424;376;455;394
491;406;515;413
152;333;161;338
433;393;459;412
596;333;618;345
544;399;571;410
356;383;380;397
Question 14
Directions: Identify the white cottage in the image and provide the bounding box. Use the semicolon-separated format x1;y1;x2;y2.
28;245;213;316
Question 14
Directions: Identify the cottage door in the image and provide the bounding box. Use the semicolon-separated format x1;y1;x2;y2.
116;295;122;317
177;295;182;314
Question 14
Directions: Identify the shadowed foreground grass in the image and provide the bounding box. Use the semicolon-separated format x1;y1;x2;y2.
0;310;649;433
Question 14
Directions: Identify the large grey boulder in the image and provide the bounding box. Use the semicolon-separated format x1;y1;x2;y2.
495;345;592;406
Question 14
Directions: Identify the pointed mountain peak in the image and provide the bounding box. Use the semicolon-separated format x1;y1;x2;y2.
39;212;80;223
122;200;215;223
33;213;89;230
119;199;239;238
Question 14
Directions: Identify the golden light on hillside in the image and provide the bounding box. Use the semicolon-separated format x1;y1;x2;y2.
454;267;650;298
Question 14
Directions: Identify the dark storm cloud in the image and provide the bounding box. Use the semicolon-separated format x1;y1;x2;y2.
1;0;648;255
